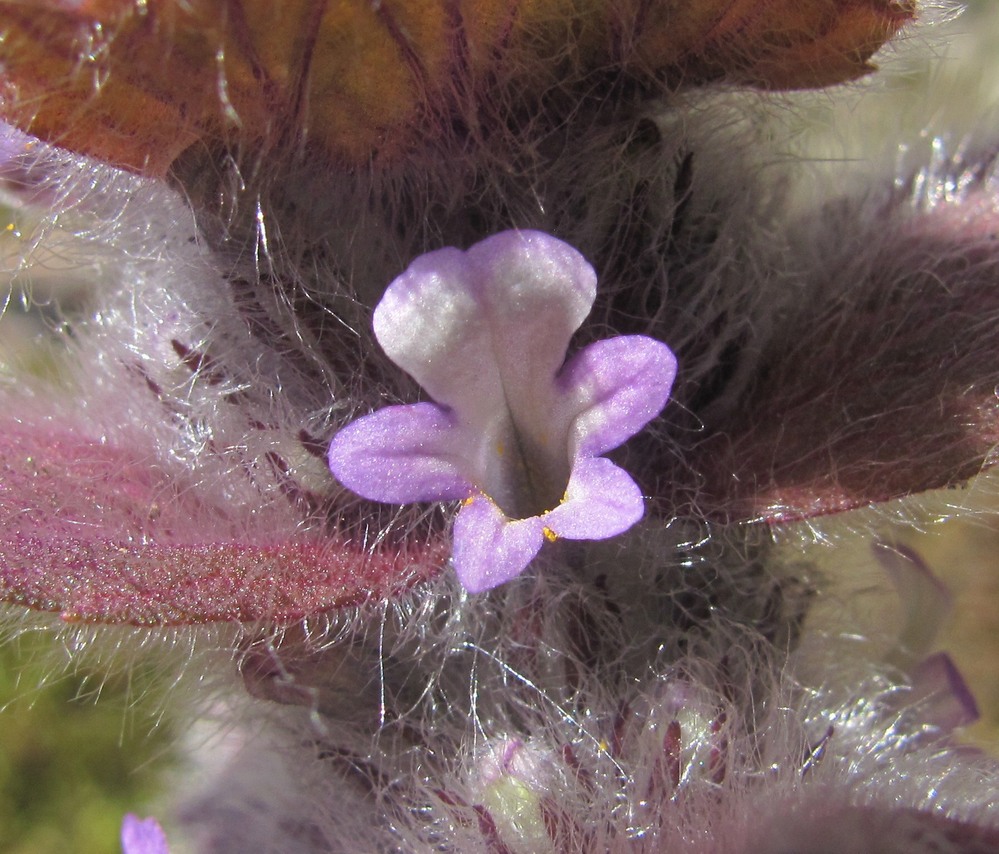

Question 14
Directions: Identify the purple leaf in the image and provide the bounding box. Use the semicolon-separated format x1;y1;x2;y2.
0;423;444;624
687;191;999;522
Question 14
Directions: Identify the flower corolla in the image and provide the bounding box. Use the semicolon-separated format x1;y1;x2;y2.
328;230;676;592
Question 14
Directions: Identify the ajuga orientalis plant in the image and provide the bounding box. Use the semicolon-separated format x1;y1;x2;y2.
2;1;999;851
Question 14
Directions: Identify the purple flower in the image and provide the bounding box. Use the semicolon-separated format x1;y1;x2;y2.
328;230;676;593
120;814;169;854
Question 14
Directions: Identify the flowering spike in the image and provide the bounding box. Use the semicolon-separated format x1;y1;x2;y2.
328;230;677;592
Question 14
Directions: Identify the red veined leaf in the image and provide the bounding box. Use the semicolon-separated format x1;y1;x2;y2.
0;0;913;175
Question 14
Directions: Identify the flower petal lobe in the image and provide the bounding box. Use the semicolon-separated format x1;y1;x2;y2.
543;457;645;540
452;494;546;593
327;402;474;503
558;335;677;457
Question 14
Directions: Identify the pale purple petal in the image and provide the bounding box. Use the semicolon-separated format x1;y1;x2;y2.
328;403;474;503
557;335;677;457
466;230;597;416
121;814;169;854
374;231;597;432
542;456;645;540
328;230;677;593
452;494;546;593
374;246;491;411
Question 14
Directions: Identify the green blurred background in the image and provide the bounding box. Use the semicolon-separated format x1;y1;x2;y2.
0;637;177;854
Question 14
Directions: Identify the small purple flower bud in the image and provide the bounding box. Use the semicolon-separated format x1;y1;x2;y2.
120;813;169;854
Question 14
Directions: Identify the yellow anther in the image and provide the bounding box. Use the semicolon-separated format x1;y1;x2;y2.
542;526;558;542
